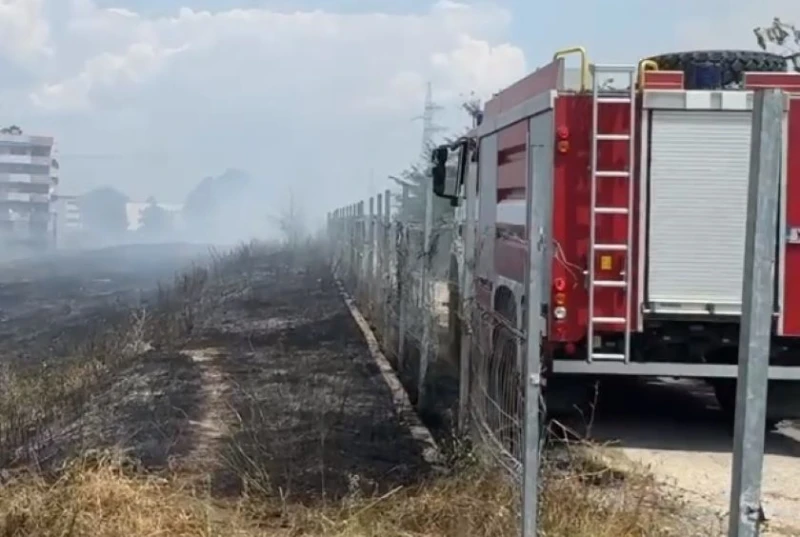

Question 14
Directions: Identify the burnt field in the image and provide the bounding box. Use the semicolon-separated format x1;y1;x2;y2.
0;244;212;368
0;242;430;500
0;242;726;537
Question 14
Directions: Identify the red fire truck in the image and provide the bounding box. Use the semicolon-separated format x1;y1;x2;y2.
431;47;800;429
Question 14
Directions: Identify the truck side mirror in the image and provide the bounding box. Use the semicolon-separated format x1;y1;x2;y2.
431;144;461;202
431;146;451;198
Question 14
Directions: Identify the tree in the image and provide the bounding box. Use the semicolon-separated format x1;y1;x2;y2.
139;197;173;236
754;17;800;71
79;186;129;236
182;168;251;232
275;189;306;247
0;125;22;135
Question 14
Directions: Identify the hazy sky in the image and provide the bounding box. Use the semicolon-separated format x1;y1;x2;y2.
0;0;794;218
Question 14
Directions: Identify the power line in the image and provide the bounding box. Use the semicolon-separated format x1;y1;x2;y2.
413;81;446;161
56;152;168;160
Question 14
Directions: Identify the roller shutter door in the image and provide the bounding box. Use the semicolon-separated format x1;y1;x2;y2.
647;110;752;310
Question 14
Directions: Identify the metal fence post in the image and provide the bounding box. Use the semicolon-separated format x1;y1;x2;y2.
459;155;477;434
367;197;375;307
398;184;410;371
383;189;392;339
351;204;359;288
342;205;353;285
341;207;346;280
728;88;783;537
347;205;358;284
328;210;339;277
521;133;546;537
330;210;337;275
377;193;384;324
418;161;434;411
351;203;359;292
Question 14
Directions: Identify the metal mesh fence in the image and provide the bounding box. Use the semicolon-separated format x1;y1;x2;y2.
328;190;529;480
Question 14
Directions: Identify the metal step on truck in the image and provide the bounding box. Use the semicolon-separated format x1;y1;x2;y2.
431;46;800;433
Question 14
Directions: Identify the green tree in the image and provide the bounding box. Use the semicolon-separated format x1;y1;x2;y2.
754;17;800;71
139;197;173;235
79;187;129;236
182;168;250;232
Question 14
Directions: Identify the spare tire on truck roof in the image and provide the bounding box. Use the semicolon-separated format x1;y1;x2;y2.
645;50;787;89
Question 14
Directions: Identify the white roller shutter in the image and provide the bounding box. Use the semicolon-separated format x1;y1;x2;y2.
647;110;752;311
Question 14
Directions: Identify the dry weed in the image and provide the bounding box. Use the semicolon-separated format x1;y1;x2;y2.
0;453;247;537
0;448;690;537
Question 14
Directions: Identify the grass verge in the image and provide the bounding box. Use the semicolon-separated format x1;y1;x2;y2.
0;445;692;537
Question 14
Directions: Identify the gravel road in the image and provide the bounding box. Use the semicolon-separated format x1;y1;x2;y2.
584;378;800;536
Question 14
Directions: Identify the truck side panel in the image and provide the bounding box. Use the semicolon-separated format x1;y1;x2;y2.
495;120;527;286
743;74;800;336
784;97;800;335
484;59;563;117
552;94;639;343
483;61;563;322
497;122;528;192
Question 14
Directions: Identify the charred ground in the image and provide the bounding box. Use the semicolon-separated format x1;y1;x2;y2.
0;243;430;499
0;241;718;537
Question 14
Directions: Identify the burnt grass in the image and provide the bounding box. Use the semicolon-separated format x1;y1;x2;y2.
201;262;430;501
0;244;211;369
0;243;431;503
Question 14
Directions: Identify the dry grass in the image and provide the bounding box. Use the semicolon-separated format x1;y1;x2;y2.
0;446;689;537
0;240;700;537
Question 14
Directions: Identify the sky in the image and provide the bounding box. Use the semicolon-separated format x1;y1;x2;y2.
0;0;797;222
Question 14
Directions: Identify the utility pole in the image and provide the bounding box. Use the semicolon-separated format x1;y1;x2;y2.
414;81;445;411
417;82;446;158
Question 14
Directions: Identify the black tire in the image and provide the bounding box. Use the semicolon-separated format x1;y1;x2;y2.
711;379;779;435
646;50;787;89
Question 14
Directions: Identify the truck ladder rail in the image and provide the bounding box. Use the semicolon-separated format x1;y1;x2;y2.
587;64;637;364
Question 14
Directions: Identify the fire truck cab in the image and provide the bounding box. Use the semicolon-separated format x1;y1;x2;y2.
432;46;800;424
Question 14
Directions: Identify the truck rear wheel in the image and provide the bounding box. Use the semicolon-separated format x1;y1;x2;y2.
646;50;787;89
710;379;779;433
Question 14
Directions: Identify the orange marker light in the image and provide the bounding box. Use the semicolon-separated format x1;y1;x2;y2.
557;140;570;153
554;292;566;305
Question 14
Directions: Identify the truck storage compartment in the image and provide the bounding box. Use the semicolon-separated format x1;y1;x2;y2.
646;109;753;314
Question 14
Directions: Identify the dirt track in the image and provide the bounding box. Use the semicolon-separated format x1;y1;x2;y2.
583;378;800;536
0;244;431;500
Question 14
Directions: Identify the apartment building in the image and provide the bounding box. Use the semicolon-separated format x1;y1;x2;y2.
0;129;57;249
